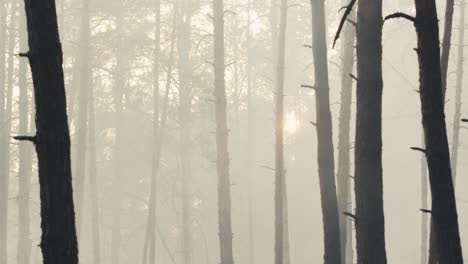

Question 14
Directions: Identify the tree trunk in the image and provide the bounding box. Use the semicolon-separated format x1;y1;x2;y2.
273;0;287;263
450;0;465;185
354;0;387;262
88;61;100;264
337;7;355;264
17;2;33;263
246;1;254;263
420;135;428;264
176;0;193;261
111;4;125;263
0;0;9;260
74;0;91;236
310;0;341;263
213;0;234;262
21;0;79;262
440;0;455;99
412;0;464;262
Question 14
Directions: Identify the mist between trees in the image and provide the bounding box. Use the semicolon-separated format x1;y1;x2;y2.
0;0;467;263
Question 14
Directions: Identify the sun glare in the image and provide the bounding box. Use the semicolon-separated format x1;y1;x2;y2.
285;111;298;134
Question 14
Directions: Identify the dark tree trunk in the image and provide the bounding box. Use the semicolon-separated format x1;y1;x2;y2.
354;0;388;262
420;134;428;264
17;2;33;263
21;0;79;262
337;7;355;264
440;0;455;99
213;0;234;262
412;0;464;262
310;0;341;263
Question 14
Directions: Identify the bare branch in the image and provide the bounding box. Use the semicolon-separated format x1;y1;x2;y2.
462;118;468;122
346;19;357;27
13;135;36;143
343;211;357;221
384;12;415;23
410;147;426;153
349;73;358;81
310;121;317;126
16;52;30;58
303;44;313;49
420;209;432;214
301;84;315;89
333;0;357;48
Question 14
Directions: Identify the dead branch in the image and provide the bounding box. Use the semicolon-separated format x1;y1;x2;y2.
384;12;416;23
333;0;357;48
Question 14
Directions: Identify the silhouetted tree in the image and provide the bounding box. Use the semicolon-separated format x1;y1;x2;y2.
18;0;79;262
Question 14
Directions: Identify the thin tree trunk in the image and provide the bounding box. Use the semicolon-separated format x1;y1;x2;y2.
74;0;91;236
21;0;79;262
337;7;355;264
440;0;455;99
411;0;464;262
246;1;254;263
111;4;125;263
213;0;234;262
0;0;9;260
17;1;32;263
274;0;287;262
450;0;465;185
88;64;100;264
177;0;193;261
310;0;341;263
354;0;387;262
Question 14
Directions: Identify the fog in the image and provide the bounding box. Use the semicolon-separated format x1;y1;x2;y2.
0;0;467;263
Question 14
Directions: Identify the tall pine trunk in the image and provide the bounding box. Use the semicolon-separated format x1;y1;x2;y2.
412;0;464;261
310;0;341;263
354;0;387;262
21;0;79;262
337;7;355;264
213;0;234;262
440;0;455;99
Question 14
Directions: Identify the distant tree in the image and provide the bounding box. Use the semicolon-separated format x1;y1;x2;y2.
336;8;355;264
18;0;79;262
213;0;234;262
310;0;341;262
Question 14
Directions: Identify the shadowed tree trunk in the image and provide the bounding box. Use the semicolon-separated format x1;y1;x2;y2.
17;2;33;263
354;0;388;262
337;7;355;264
74;0;91;236
20;0;79;262
213;0;234;262
310;0;341;263
420;134;428;264
450;0;465;185
385;0;464;262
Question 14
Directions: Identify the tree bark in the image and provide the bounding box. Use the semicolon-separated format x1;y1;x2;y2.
412;0;464;262
21;0;79;262
420;135;428;264
337;7;355;264
310;0;342;263
354;0;388;262
213;0;234;262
